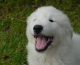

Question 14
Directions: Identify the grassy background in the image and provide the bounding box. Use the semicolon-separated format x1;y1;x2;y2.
0;0;80;65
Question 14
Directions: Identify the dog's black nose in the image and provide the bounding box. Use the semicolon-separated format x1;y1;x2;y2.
33;25;43;34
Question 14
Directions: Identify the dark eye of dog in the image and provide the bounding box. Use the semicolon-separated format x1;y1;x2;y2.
34;19;36;21
49;19;54;22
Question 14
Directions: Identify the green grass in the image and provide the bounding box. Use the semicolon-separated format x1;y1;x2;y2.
0;19;27;65
0;0;80;65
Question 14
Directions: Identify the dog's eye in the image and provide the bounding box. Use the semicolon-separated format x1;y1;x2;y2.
49;19;54;22
34;19;36;21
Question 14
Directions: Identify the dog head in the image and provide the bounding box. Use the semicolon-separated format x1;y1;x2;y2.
26;6;73;52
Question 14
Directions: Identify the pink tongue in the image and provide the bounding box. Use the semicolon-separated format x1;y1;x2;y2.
36;36;47;50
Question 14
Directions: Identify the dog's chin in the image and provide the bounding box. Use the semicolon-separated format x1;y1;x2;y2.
34;35;53;52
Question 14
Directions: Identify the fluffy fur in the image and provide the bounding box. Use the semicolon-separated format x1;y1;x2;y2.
26;6;80;65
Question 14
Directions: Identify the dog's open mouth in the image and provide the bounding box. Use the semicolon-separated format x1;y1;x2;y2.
34;35;53;52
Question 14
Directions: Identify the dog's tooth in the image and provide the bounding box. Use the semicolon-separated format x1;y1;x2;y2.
47;38;50;42
36;38;38;41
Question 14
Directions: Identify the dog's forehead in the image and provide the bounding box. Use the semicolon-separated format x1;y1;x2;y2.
28;6;69;25
36;6;61;14
34;6;64;19
36;6;57;12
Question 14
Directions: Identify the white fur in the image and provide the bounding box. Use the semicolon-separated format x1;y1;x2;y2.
26;6;80;65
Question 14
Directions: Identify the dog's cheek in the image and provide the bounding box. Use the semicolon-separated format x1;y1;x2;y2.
28;23;35;35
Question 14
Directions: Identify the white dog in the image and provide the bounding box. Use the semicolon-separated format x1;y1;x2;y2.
26;6;80;65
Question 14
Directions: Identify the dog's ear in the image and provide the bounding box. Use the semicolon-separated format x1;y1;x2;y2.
65;21;73;38
26;12;37;25
69;27;73;38
58;21;73;38
54;13;73;38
